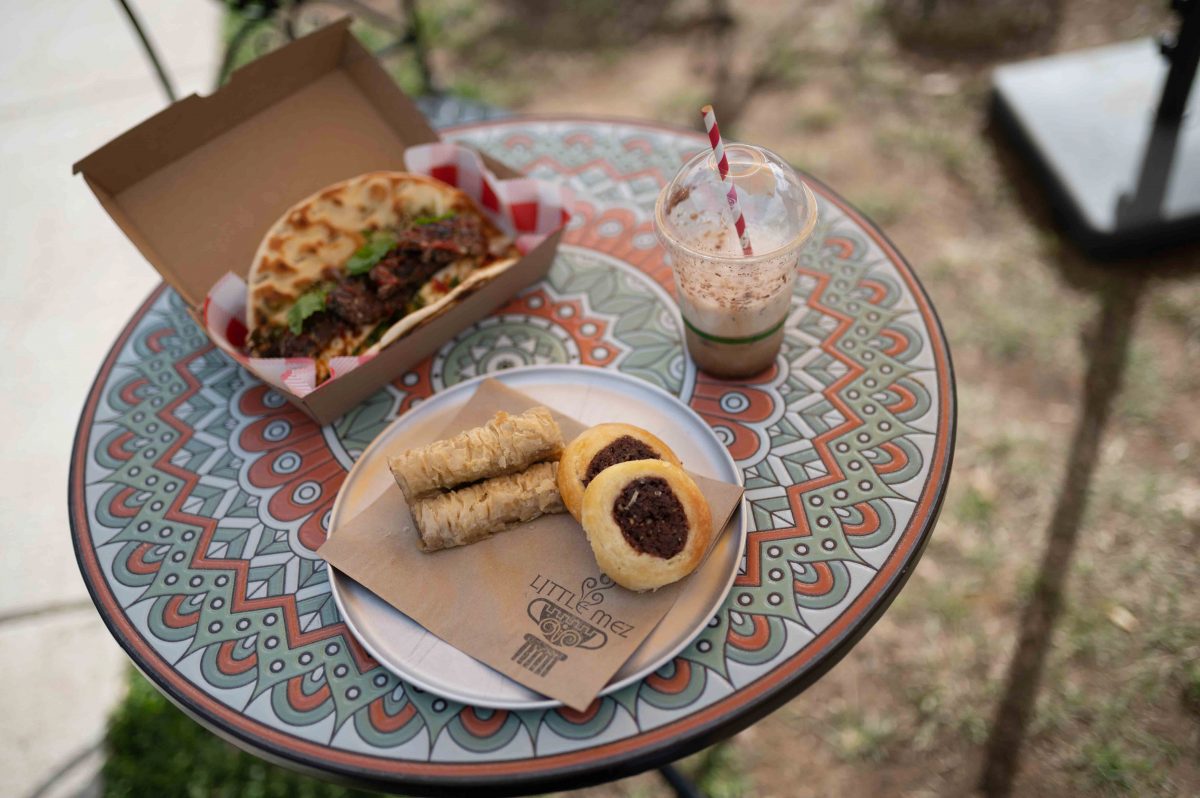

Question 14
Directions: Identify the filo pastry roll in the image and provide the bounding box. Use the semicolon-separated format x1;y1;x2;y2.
411;461;565;551
388;407;564;503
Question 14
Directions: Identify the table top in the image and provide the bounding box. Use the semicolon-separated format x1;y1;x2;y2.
70;115;955;795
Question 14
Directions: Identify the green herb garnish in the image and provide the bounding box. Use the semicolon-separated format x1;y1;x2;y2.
448;275;461;289
412;212;456;226
286;284;331;334
346;230;398;275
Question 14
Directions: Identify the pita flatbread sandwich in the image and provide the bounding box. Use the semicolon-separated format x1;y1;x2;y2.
244;171;520;381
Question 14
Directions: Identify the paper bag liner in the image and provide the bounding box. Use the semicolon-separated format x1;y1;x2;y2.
202;143;574;399
318;379;744;711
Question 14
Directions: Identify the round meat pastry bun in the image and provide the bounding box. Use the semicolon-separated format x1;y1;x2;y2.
558;423;683;521
580;459;712;592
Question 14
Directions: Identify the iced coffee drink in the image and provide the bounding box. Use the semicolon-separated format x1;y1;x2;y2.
655;144;818;379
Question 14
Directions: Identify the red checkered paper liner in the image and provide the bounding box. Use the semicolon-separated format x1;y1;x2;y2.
203;143;572;399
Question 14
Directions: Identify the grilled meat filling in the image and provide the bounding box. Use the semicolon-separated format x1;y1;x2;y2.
247;215;488;358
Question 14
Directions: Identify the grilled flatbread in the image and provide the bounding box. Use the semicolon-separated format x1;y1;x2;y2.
245;172;519;380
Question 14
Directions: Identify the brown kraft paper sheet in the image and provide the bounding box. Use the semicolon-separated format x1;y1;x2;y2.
318;379;744;711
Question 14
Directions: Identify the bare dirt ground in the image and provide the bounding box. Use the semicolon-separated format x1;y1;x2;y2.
414;1;1200;794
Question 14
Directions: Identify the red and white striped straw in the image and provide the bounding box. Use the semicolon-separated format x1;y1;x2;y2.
701;104;753;256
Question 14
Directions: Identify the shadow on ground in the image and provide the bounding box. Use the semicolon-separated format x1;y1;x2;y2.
978;119;1200;795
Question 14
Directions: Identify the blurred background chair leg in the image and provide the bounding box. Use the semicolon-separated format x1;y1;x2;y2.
659;762;706;798
121;0;508;126
113;0;176;101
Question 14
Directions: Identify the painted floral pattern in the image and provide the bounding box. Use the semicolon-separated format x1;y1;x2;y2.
72;119;952;785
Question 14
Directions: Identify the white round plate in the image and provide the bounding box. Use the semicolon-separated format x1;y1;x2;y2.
328;364;747;710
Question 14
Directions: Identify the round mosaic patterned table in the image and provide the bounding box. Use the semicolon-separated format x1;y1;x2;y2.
70;116;955;795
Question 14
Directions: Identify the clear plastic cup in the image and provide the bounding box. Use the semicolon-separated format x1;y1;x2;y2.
655;144;818;379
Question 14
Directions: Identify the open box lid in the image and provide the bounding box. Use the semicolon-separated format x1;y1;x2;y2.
73;18;507;309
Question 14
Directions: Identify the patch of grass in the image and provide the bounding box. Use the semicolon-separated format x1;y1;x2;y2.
955;704;990;746
753;34;809;89
793;105;842;133
1150;284;1200;341
851;191;912;227
857;0;888;30
681;741;750;798
856;55;912;102
1078;739;1155;794
1093;468;1169;538
955;484;996;527
1033;678;1090;734
906;681;942;721
448;79;486;102
927;586;972;626
1181;660;1200;716
1115;342;1165;424
970;302;1037;362
932;250;1070;364
1061;602;1114;664
924;255;957;282
980;434;1017;462
1144;594;1196;656
658;88;711;126
1130;728;1184;768
874;124;974;176
827;709;896;762
778;148;834;180
103;670;380;798
902;676;984;744
964;538;1002;571
1015;564;1040;604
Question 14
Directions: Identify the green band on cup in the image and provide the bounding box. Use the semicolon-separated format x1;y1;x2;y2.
681;315;786;345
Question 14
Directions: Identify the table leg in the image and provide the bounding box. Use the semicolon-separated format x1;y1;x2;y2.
658;764;706;798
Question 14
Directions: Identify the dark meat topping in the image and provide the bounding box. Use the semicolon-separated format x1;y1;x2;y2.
399;215;487;261
274;312;347;358
369;250;449;302
371;215;486;300
247;214;489;358
584;435;660;487
611;476;688;559
326;277;389;326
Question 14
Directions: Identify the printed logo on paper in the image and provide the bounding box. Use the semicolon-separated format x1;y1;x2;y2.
511;573;636;678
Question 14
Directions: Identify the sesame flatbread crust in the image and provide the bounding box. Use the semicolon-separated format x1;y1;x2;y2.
246;171;519;373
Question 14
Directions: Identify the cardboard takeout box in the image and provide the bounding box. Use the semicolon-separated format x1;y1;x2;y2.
74;19;564;425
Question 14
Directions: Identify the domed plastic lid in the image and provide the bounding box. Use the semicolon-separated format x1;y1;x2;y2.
655;143;818;261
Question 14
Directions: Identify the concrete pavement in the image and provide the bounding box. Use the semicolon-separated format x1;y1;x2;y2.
0;2;222;794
